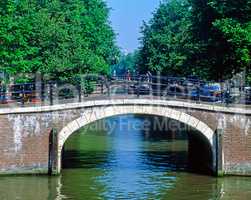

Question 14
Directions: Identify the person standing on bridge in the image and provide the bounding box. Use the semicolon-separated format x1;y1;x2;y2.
0;80;6;104
146;71;152;83
113;70;117;80
126;70;131;81
224;88;231;106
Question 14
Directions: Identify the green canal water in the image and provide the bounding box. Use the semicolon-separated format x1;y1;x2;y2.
1;115;251;200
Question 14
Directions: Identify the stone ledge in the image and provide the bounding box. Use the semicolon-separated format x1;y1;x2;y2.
1;98;251;115
0;168;48;176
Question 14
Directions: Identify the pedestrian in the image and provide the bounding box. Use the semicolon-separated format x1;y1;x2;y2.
146;71;152;83
225;89;231;105
113;70;117;80
126;70;131;81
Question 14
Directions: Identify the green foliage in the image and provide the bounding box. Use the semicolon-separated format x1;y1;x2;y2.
213;18;250;65
137;0;198;76
0;0;119;82
189;0;251;80
138;0;251;81
111;51;139;76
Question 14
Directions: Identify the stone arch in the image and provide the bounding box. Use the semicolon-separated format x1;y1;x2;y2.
56;104;215;174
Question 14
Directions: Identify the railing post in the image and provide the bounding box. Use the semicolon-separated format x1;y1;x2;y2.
107;82;111;97
41;82;45;104
21;84;25;106
35;73;42;106
227;88;231;106
137;78;140;98
157;72;161;98
78;83;81;102
0;83;6;104
101;82;104;94
0;83;3;101
0;85;2;104
197;85;200;103
49;82;53;106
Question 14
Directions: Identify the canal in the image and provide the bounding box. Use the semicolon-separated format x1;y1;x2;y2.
0;115;251;200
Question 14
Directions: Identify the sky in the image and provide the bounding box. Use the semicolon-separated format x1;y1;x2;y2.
106;0;161;53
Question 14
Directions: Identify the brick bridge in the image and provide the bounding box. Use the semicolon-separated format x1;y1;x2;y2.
0;98;251;176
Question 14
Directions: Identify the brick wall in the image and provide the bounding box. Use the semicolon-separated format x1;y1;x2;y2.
0;99;250;176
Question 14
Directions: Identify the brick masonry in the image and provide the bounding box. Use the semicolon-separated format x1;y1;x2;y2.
0;99;251;176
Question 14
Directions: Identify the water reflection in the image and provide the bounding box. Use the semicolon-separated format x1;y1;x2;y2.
0;115;251;200
97;117;180;200
1;172;251;200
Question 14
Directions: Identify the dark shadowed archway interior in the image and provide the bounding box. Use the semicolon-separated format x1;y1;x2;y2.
61;114;213;199
62;114;213;173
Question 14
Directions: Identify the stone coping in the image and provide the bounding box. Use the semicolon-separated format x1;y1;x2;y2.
0;98;251;115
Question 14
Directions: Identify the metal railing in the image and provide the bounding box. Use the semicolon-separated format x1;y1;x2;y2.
0;75;249;108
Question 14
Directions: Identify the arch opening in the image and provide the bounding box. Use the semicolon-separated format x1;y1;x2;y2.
56;105;216;176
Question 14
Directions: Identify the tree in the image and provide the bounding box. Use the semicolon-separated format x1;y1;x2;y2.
137;0;198;77
111;51;139;76
137;0;251;81
189;0;251;80
0;0;119;82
